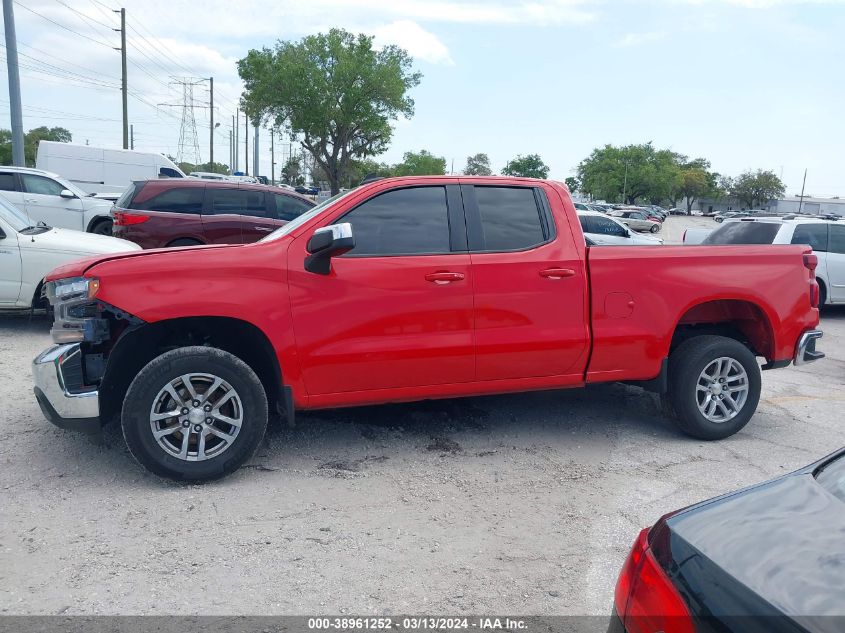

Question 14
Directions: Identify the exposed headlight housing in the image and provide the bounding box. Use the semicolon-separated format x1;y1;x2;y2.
45;277;107;344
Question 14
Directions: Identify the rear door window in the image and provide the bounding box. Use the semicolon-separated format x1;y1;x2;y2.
132;187;204;214
702;222;781;245
791;224;829;252
273;194;313;221
590;216;627;237
829;225;845;254
205;188;268;217
474;186;547;251
0;172;17;192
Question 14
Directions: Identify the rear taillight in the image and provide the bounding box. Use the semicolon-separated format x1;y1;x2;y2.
614;528;694;633
810;283;820;308
113;211;150;226
803;253;818;271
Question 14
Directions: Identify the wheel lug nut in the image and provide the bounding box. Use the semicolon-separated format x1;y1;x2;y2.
206;417;212;423
181;408;188;414
204;404;211;412
194;424;202;432
192;400;200;407
181;420;190;428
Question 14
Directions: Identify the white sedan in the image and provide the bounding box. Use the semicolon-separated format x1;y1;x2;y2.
0;195;140;309
578;211;663;245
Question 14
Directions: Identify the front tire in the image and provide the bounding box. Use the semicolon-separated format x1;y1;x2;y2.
665;335;761;440
121;347;268;481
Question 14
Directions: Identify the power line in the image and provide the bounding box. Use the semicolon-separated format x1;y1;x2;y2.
51;0;116;31
12;1;115;49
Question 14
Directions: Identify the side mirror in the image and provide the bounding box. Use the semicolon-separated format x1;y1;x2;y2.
0;226;6;239
59;189;76;199
304;223;355;275
624;229;631;238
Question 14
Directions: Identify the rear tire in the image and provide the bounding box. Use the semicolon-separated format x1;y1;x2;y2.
90;218;113;236
168;238;203;247
650;224;660;233
665;335;761;440
121;347;268;481
818;280;827;307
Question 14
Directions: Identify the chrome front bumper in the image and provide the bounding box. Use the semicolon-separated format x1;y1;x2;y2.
32;344;100;433
794;330;824;366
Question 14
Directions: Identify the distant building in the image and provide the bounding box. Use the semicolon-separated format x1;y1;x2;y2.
688;195;845;217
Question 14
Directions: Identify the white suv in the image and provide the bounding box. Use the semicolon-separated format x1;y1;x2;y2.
0;166;114;235
702;217;845;305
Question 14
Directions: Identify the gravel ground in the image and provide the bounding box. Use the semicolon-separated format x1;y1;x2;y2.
1;215;842;616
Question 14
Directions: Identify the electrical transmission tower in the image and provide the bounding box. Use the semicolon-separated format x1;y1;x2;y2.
159;78;207;165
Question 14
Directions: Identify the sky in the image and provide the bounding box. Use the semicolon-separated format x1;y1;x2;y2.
2;0;844;196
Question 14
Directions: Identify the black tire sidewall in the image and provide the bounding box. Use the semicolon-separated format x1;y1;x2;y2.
668;336;762;440
122;347;268;481
92;219;113;235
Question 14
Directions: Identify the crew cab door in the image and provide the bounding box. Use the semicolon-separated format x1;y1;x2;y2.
20;173;85;231
462;184;589;381
287;184;474;395
0;217;22;305
828;224;845;302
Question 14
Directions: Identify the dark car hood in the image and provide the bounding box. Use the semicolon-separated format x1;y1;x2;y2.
663;467;845;625
45;243;242;282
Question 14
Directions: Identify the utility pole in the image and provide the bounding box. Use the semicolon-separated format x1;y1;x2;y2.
233;113;238;172
208;77;214;166
270;131;275;185
253;125;259;179
3;0;25;166
622;161;629;204
130;124;134;150
229;129;233;173
798;168;808;215
114;8;128;149
244;115;249;175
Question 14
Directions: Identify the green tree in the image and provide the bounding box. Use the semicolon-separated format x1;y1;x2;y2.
564;176;579;194
393;149;446;176
463;152;492;176
729;169;785;209
576;143;682;204
238;28;422;194
501;154;549;179
0;129;12;165
178;160;230;175
280;155;303;185
676;159;716;213
1;126;72;166
346;158;394;185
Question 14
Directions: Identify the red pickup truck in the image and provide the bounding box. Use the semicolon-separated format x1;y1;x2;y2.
33;176;824;480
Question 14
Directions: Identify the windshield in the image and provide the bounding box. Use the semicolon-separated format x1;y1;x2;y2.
0;194;31;231
260;189;358;242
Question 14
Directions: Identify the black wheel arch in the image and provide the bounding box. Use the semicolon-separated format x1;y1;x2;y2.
98;316;284;426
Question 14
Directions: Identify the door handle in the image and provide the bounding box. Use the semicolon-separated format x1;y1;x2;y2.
539;268;576;279
253;226;274;232
425;271;465;284
25;198;37;203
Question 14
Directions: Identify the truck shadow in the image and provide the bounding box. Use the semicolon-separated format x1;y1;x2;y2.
81;381;675;486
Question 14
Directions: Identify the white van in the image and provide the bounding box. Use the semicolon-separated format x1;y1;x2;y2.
35;142;186;196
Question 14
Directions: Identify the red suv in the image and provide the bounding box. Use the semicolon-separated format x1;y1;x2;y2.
111;179;315;248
